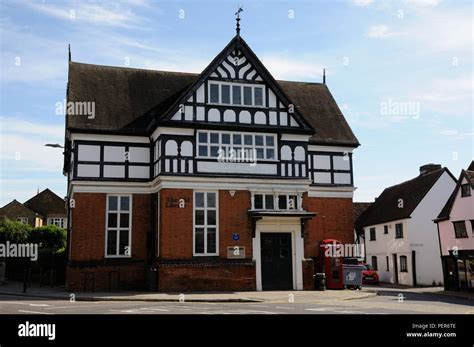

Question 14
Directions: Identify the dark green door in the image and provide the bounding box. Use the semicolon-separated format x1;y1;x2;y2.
261;233;293;290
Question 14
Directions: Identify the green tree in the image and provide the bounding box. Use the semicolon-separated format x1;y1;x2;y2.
28;225;66;252
0;219;32;244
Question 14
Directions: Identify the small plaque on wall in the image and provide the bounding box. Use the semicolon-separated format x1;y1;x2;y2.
227;246;245;259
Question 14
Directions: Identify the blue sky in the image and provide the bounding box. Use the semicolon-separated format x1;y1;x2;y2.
0;0;472;206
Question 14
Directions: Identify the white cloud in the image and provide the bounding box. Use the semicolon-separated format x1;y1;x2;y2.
0;117;65;206
22;1;149;29
353;0;374;6
403;0;442;7
412;76;473;116
0;117;64;138
411;11;472;52
438;129;473;140
0;17;67;83
0;117;64;174
366;25;404;39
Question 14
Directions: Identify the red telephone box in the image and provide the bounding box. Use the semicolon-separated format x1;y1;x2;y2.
319;239;344;289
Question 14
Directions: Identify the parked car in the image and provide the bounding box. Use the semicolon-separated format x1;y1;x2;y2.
360;263;379;284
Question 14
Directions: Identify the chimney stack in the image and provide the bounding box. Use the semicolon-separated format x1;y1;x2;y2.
419;163;441;175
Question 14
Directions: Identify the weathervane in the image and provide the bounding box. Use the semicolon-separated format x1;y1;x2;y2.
235;6;243;36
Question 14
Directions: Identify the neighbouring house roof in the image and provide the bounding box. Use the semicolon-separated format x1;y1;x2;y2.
66;37;359;147
0;199;41;220
23;189;66;218
353;202;372;235
358;167;455;227
435;161;474;222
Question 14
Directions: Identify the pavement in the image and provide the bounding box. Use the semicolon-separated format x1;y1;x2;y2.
0;281;376;303
363;282;474;301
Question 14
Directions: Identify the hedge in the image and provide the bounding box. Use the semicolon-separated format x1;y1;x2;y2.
0;219;66;252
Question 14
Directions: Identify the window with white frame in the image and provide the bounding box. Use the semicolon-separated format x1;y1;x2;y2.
16;217;28;224
106;195;131;257
197;131;276;161
47;217;66;228
252;193;301;211
208;82;264;107
194;192;218;255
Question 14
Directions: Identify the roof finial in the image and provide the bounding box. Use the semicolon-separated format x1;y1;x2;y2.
68;44;71;62
323;68;326;84
235;5;243;36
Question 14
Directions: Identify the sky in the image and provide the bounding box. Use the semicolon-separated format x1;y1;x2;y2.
0;0;472;206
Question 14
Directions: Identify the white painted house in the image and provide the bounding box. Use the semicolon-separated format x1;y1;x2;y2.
357;164;456;286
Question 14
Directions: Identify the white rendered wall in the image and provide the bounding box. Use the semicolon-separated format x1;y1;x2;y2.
364;219;412;285
409;170;456;285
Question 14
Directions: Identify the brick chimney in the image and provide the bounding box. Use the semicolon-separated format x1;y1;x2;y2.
419;163;442;175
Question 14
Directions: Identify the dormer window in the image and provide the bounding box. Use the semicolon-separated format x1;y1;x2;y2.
208;82;265;107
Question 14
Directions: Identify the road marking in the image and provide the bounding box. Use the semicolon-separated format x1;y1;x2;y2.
248;304;268;308
275;306;294;310
139;308;170;312
162;305;194;310
28;303;49;307
18;310;53;315
45;304;117;310
2;301;35;306
332;309;365;314
306;307;368;314
210;309;279;315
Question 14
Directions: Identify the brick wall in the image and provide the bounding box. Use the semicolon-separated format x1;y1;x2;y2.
159;189;253;259
157;189;256;291
67;193;151;291
218;190;252;258
159;189;194;259
303;195;354;258
70;193;107;261
157;261;256;291
67;264;146;291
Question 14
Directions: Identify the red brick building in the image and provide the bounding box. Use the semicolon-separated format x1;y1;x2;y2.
63;31;359;292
